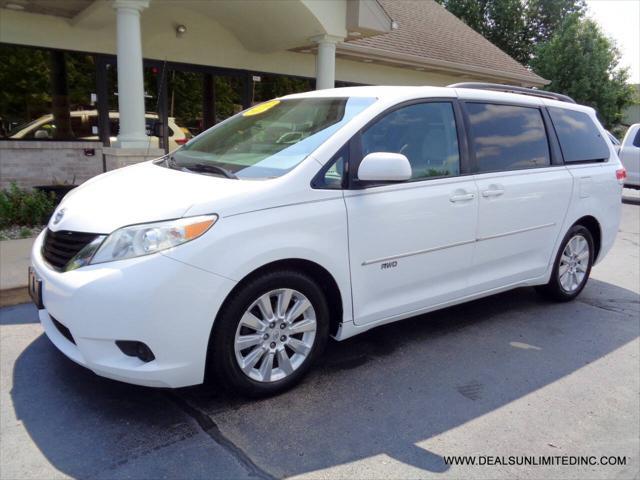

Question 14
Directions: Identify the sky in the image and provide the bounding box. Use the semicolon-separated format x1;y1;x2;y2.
585;0;640;84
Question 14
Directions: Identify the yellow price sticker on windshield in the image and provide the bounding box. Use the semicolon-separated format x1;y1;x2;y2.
243;99;280;117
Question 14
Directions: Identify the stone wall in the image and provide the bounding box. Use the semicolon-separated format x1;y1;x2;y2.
0;141;104;190
103;147;165;171
0;142;165;190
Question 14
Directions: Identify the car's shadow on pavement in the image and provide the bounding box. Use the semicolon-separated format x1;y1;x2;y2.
10;279;639;479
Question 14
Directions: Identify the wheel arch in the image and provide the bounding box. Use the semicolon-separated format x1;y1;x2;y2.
573;215;602;262
236;259;344;336
207;258;344;366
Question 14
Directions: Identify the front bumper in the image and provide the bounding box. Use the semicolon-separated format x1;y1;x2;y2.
31;231;237;388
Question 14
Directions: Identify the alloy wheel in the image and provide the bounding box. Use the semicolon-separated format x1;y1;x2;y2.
558;234;590;292
233;288;317;383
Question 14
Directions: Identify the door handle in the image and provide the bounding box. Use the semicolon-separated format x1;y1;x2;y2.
482;188;505;198
449;192;476;202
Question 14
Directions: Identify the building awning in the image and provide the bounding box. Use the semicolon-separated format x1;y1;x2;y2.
294;0;547;87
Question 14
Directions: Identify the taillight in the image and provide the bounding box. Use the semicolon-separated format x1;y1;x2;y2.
175;138;188;145
616;168;627;183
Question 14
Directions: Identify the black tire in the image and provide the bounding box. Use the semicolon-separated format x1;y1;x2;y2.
208;270;329;397
536;224;594;302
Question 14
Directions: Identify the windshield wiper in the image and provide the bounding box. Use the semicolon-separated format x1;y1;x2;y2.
182;162;239;180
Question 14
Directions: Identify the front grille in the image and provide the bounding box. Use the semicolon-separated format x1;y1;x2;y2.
42;229;99;271
51;316;75;344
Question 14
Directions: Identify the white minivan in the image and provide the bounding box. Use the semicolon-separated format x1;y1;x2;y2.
29;84;624;396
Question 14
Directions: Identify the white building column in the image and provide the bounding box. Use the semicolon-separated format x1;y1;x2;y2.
112;0;149;148
312;35;343;90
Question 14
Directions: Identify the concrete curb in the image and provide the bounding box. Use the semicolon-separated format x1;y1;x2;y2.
0;287;30;308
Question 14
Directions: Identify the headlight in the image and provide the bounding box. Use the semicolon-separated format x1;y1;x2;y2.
65;215;217;269
65;235;107;271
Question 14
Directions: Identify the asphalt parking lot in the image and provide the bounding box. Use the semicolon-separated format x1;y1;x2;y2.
1;192;638;480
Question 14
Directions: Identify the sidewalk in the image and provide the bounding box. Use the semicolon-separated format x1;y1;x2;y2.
0;238;34;306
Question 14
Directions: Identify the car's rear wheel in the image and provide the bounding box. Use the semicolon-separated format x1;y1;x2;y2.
209;270;329;396
536;225;594;301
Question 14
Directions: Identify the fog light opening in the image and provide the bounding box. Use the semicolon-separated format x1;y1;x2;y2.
115;340;156;362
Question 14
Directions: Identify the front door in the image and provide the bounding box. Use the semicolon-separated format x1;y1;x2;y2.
344;100;479;326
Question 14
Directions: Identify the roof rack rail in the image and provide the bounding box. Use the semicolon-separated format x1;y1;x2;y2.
447;82;576;104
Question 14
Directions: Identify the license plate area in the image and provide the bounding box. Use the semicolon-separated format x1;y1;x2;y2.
28;267;44;309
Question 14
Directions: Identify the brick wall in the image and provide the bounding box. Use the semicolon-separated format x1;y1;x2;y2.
102;147;165;171
0;141;104;190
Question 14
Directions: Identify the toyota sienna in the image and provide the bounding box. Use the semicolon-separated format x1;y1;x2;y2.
29;83;625;395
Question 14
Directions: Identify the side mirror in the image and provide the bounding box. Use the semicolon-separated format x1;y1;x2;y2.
358;152;412;182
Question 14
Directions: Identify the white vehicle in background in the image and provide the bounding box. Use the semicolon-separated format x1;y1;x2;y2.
619;123;640;189
29;83;624;396
9;111;189;151
605;131;621;153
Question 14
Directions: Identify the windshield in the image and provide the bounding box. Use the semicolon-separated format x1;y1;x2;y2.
166;97;376;179
9;116;48;136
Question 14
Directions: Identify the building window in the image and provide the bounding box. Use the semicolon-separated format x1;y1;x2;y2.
0;44;98;141
253;74;313;104
0;44;318;145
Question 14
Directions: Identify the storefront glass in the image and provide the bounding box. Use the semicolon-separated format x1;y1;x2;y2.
0;43;333;150
0;44;97;140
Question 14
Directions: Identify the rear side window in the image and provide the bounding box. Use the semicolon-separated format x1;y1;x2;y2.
548;107;609;162
465;103;550;173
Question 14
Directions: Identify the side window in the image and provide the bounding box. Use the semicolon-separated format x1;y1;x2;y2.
360;102;460;180
548;107;609;162
634;129;640;148
313;145;347;189
466;103;550;173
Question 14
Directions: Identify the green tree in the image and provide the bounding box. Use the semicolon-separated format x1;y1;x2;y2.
255;75;312;102
526;0;586;44
436;0;585;65
531;15;634;127
0;45;50;128
436;0;487;33
436;0;531;63
486;0;530;64
0;45;98;133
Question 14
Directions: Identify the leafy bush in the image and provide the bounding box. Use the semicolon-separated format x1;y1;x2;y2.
0;183;56;228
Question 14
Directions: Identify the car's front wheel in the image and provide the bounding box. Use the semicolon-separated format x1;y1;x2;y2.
209;270;329;396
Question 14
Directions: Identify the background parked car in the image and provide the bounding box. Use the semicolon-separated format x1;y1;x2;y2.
9;111;189;151
620;123;640;189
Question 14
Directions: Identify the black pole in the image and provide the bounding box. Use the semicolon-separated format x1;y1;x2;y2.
95;56;110;150
242;72;253;110
156;62;169;154
50;50;73;139
202;73;215;130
